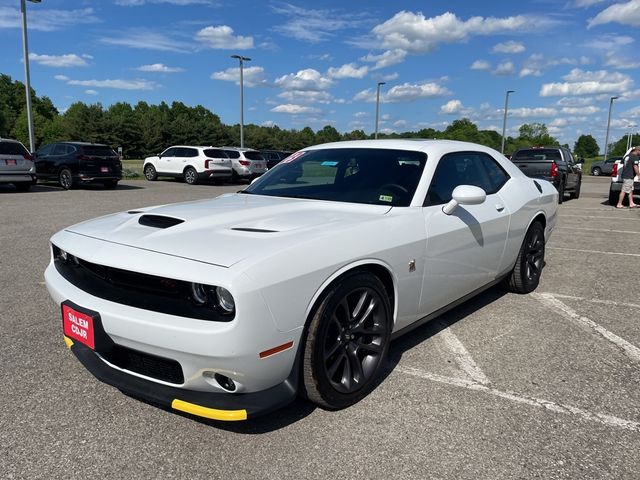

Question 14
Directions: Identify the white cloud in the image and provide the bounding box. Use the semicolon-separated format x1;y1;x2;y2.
210;66;266;87
355;81;450;103
440;99;468;115
540;69;633;96
55;75;157;90
550;118;568;127
493;61;515;76
327;63;369;79
29;53;88;67
261;120;277;127
115;0;213;5
101;31;191;52
573;0;606;7
354;111;369;118
84;90;98;95
556;97;595;107
492;41;525;54
589;0;640;27
271;104;321;114
196;25;253;49
561;106;600;114
136;63;184;73
274;69;332;91
0;7;100;32
272;4;370;43
394;119;408;128
367;11;558;54
520;54;593;77
582;34;634;50
380;72;399;81
360;49;407;70
278;90;333;104
471;60;491;70
603;52;640;70
508;107;558;118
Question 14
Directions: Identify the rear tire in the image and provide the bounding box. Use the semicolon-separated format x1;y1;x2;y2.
608;187;618;206
557;179;565;204
14;182;31;192
505;221;545;294
58;168;74;190
302;272;392;410
592;167;601;176
184;167;198;185
570;177;581;199
144;164;157;181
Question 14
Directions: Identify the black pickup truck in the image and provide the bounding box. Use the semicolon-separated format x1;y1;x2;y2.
510;147;582;203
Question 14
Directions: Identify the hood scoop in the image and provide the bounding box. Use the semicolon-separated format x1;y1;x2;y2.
231;227;279;233
138;215;184;229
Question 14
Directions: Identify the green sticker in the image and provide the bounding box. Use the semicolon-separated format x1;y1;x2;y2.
379;194;393;202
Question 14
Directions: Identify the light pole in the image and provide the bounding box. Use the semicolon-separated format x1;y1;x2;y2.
374;82;385;139
231;54;250;148
603;95;619;162
21;0;40;153
625;123;636;151
501;90;514;154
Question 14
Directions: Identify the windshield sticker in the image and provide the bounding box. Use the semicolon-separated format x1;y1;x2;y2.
281;151;306;164
320;161;339;167
379;195;393;203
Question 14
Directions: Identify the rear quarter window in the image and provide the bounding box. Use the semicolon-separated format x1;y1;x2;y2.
203;149;227;158
244;151;265;161
223;150;240;159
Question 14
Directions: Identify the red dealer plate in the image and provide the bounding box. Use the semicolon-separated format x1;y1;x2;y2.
62;304;96;349
100;166;109;172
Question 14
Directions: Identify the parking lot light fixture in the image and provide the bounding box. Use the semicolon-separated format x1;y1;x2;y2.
603;96;619;162
231;55;251;149
21;0;41;153
501;90;514;155
375;82;385;140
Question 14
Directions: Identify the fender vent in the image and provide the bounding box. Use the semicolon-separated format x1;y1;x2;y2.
533;180;543;193
138;215;184;229
231;227;278;233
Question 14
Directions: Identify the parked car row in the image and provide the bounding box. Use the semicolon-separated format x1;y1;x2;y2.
1;137;294;192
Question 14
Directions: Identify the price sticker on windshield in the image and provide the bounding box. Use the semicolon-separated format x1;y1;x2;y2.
281;151;306;164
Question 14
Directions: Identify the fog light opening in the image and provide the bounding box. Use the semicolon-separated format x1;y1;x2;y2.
214;373;236;392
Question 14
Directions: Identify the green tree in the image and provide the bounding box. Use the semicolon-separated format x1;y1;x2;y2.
573;134;599;158
316;125;341;144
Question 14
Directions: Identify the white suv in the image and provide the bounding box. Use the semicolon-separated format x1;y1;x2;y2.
608;148;640;205
0;138;36;191
143;146;233;185
222;147;268;182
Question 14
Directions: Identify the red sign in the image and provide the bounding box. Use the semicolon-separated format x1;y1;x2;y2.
62;304;95;349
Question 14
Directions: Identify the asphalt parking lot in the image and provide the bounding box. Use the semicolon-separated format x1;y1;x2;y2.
1;175;639;479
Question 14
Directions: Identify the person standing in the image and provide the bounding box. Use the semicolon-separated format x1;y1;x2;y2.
616;147;640;208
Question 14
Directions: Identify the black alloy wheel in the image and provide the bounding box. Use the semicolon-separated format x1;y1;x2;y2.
59;168;73;190
302;272;392;409
505;221;545;294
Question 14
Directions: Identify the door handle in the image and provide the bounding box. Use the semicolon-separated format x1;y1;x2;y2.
495;203;505;212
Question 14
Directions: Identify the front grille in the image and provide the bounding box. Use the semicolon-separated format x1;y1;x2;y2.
101;345;184;384
52;245;233;322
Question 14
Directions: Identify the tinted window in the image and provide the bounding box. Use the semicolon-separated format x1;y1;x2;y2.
182;148;198;158
245;148;427;207
82;146;117;156
223;150;240;159
162;147;177;156
425;151;509;206
244;151;265;161
52;144;68;155
512;149;561;161
36;144;53;156
204;149;226;158
0;141;29;156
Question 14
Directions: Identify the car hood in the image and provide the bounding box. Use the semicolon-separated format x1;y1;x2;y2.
65;193;392;267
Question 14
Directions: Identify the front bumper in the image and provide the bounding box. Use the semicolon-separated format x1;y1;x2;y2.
64;336;298;421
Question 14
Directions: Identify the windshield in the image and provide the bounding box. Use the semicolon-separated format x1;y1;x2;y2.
244;148;427;207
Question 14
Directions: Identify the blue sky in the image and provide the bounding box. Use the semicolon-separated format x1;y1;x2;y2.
1;0;639;148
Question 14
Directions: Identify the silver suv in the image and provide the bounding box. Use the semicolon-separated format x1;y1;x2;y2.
0;138;36;191
222;147;268;183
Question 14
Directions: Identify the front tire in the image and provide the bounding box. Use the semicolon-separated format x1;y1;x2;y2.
505;221;545;294
144;164;157;181
302;272;392;410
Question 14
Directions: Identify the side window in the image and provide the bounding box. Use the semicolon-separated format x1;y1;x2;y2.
224;150;240;159
184;148;198;157
424;152;507;206
37;144;52;156
52;144;67;155
162;147;176;157
66;145;77;155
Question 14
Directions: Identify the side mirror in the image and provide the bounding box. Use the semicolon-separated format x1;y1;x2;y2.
443;185;487;215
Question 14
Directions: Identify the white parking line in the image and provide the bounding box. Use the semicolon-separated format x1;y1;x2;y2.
532;293;640;363
548;247;640;258
396;366;640;432
437;324;490;385
546;293;640;310
557;226;640;235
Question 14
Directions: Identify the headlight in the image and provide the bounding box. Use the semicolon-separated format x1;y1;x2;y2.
215;287;235;314
59;249;68;262
190;283;209;305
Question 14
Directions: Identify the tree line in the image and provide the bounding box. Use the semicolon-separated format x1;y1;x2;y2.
0;73;626;159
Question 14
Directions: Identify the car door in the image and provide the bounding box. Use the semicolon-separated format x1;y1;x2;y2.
419;151;510;316
35;144;53;178
562;148;579;189
157;147;177;174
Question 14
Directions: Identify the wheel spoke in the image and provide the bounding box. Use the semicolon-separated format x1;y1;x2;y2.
327;350;347;380
358;341;382;355
351;298;376;332
345;344;364;384
351;291;368;320
324;337;341;359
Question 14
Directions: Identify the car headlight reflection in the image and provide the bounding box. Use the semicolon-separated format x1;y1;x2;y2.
189;283;235;315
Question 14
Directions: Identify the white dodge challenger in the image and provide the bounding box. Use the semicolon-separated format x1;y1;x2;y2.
45;140;558;421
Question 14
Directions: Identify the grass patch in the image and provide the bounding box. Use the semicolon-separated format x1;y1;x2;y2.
122;159;144;179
